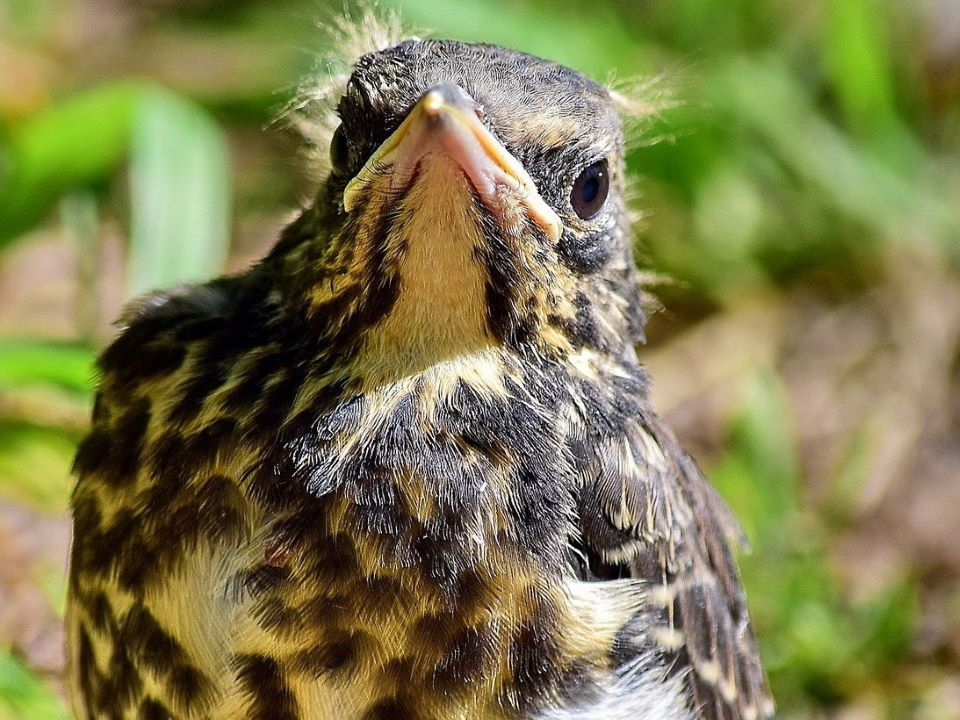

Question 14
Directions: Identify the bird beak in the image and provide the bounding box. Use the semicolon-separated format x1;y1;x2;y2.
342;83;563;243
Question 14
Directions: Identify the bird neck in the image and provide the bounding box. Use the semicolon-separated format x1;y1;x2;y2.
269;200;642;386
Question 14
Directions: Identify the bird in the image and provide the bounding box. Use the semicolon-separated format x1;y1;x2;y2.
65;19;775;720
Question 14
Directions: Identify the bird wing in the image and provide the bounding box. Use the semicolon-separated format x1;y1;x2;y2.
568;377;775;720
66;279;266;719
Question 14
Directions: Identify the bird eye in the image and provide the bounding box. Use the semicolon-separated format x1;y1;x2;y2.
329;125;350;173
571;160;609;220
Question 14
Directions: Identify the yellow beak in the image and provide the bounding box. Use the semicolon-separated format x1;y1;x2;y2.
342;83;563;243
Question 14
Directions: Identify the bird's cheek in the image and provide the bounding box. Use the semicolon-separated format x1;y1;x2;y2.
558;229;615;274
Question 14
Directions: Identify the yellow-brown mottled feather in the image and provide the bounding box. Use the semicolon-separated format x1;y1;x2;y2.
67;17;772;720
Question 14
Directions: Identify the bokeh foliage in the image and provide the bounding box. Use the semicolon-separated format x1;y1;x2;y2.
1;0;958;717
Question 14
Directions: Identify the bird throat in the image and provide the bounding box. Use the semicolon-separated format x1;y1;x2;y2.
357;156;496;375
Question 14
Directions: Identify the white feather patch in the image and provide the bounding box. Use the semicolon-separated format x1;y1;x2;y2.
533;652;694;720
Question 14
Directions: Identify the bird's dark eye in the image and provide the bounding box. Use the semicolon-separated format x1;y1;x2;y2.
571;160;609;220
330;125;350;173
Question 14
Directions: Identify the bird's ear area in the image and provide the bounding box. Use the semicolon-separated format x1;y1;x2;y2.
556;225;616;275
570;413;775;720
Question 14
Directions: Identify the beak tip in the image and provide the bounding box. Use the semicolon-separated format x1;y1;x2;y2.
422;90;446;117
547;220;563;243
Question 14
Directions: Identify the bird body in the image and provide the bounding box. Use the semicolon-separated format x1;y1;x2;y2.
67;31;774;720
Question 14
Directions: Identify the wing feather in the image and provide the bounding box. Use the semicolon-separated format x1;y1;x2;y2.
569;379;774;720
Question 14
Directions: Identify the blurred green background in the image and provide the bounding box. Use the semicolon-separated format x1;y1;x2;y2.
1;0;959;718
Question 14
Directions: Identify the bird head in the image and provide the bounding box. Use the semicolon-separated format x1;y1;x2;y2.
280;38;648;369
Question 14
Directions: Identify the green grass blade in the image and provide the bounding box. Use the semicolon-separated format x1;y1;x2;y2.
127;89;232;296
0;340;95;395
821;0;897;137
0;650;70;720
0;81;146;247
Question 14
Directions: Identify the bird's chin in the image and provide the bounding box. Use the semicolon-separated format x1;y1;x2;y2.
344;149;578;374
344;152;498;372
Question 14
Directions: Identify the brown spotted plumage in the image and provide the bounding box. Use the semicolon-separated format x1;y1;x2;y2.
67;21;774;720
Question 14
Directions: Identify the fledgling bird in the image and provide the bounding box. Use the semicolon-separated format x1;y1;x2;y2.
66;19;775;720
